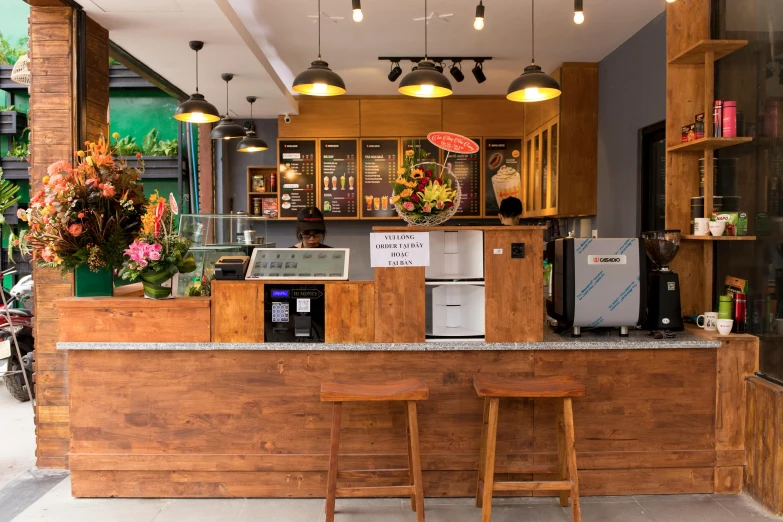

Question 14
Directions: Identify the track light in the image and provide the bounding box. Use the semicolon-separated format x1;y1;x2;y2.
435;62;444;74
352;0;363;21
449;62;464;82
472;61;486;84
474;1;485;30
388;62;402;82
574;0;584;24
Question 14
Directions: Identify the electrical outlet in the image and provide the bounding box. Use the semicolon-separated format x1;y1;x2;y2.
592;229;598;238
511;243;525;258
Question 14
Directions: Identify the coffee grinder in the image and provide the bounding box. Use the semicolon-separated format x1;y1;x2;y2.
642;230;684;331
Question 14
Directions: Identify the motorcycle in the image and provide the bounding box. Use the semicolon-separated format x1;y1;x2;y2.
0;273;34;402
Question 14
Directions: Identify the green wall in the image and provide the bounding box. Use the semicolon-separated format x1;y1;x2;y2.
109;90;179;143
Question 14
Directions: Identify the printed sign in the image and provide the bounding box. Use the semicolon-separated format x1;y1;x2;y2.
587;255;627;265
361;139;399;218
427;132;479;154
444;138;481;217
320;140;358;218
370;232;430;267
278;140;317;218
485;138;523;216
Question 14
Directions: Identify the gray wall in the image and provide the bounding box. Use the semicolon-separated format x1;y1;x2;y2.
222;118;278;213
596;10;666;238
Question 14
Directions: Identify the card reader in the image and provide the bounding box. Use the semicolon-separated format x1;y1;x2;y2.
214;256;250;280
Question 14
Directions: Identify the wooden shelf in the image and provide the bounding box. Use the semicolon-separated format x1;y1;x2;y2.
668;39;748;65
667;137;753;153
682;235;756;241
249;192;277;196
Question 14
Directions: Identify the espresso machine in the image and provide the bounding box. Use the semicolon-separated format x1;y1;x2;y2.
641;230;684;331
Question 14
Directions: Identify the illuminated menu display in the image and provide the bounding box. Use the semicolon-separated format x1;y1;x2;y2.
320;140;358;218
278;140;317;219
485;138;523;216
443;137;481;217
360;139;399;218
402;138;440;164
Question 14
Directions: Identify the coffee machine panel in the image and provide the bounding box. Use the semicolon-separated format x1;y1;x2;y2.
547;238;647;336
263;285;325;342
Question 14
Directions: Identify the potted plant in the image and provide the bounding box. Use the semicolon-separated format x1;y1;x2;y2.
19;136;146;296
0;128;30;179
392;145;460;226
118;129;180;179
0;105;27;135
118;192;196;299
0;32;28;91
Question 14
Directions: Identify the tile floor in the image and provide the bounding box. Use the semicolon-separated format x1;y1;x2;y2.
9;477;783;522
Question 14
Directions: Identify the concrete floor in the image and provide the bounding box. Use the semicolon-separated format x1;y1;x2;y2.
0;369;36;490
7;478;782;522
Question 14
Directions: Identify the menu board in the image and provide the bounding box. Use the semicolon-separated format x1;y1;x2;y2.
484;138;523;216
320;140;358;218
403;138;440;164
278;140;317;219
443;138;481;217
360;139;399;218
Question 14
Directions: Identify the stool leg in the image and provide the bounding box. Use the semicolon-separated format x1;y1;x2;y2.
406;401;426;522
405;401;416;512
556;399;569;507
476;397;490;508
481;398;500;522
325;402;342;522
563;398;582;522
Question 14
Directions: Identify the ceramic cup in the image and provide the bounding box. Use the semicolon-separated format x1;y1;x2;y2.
716;318;734;335
696;312;719;331
775;318;783;336
694;218;711;236
709;220;726;236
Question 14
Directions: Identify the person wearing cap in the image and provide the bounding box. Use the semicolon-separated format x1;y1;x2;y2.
293;206;332;248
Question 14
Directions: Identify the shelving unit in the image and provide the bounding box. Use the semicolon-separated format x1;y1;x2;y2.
668;39;748;65
246;166;278;218
667;137;753;153
682;235;756;241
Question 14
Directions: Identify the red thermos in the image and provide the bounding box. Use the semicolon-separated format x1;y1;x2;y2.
723;101;737;138
733;293;746;333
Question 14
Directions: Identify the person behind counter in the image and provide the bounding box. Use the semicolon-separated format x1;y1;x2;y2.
293;207;332;248
498;196;523;226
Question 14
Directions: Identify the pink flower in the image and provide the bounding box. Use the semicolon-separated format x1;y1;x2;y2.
68;223;83;237
101;183;116;198
16;208;25;220
422;203;432;213
149;248;161;261
47;160;72;177
169;193;179;215
403;202;414;211
436;201;445;210
41;248;54;263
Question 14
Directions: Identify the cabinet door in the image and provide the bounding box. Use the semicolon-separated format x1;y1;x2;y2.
533;133;541;212
549;119;559;210
541;127;549;211
525;137;534;212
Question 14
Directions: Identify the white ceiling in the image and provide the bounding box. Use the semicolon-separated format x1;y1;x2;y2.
78;0;666;118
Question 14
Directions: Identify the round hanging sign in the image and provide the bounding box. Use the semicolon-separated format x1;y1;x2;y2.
427;132;479;154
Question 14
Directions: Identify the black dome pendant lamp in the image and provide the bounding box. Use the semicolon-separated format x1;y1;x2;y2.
292;0;346;96
237;96;269;153
398;0;452;98
507;0;561;103
211;73;247;140
174;41;221;123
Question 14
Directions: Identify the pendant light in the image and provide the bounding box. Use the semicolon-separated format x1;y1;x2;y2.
174;41;221;123
237;97;269;153
398;0;453;98
474;1;485;30
211;73;247;140
292;0;346;96
573;0;584;24
506;0;561;103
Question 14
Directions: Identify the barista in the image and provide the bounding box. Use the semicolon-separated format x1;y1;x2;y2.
498;196;523;226
293;206;332;248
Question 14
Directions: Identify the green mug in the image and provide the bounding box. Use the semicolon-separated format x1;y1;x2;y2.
718;295;733;320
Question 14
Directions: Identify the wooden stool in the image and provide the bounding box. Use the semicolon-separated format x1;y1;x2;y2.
321;378;430;522
473;375;585;522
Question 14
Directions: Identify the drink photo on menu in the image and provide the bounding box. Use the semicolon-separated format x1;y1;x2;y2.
320;140;358;218
485;138;523;216
360;139;399;218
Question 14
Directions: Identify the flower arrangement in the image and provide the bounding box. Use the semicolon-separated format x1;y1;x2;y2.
20;136;145;273
392;144;460;226
118;192;196;299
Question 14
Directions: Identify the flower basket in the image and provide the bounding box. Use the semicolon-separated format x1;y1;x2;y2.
393;161;461;227
141;265;179;299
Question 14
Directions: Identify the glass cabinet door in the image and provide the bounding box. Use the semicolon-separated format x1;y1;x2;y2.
526;138;533;211
541;129;549;210
533;134;540;212
550;121;559;210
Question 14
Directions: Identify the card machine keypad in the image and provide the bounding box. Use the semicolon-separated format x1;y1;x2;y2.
271;302;289;323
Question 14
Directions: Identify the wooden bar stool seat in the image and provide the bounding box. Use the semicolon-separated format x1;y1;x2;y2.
321;378;429;522
473;375;585;522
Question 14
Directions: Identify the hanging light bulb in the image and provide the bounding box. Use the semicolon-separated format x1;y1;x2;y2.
666;0;676;3
398;0;453;98
174;41;220;123
574;0;584;24
210;73;247;140
352;0;363;22
293;0;346;95
474;1;485;30
507;0;561;102
237;96;269;153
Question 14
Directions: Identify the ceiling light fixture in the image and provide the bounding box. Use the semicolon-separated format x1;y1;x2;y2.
573;0;584;24
174;41;220;123
507;0;561;103
472;61;486;83
449;61;464;82
237;96;269;153
210;73;247;140
398;0;453;98
474;1;485;30
388;62;402;82
666;0;676;3
352;0;363;22
292;0;346;96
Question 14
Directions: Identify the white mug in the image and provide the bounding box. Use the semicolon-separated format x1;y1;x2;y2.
716;319;734;335
709;221;726;237
697;312;719;331
694;218;710;236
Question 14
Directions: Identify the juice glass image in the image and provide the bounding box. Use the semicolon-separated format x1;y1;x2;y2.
348;176;354;190
381;196;388;210
340;174;346;189
373;197;381;210
323;176;330;191
332;175;338;190
365;195;373;211
491;166;523;206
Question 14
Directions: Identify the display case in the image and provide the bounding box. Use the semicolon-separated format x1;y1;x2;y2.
178;214;271;247
176;246;246;296
525;117;559;216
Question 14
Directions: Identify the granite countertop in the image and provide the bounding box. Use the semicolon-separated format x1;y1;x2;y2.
58;328;720;351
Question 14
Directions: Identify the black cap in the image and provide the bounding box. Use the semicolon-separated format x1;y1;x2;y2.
296;206;326;233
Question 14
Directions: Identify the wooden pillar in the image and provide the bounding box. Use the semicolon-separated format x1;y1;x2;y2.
29;3;109;469
198;123;213;214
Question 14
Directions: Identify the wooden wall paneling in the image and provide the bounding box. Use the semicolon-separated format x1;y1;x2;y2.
441;98;524;137
278;99;360;138
324;282;374;343
211;281;264;342
671;241;711;316
484;229;544;342
198;123;214;214
360;98;441;137
374;267;425;342
744;376;783;515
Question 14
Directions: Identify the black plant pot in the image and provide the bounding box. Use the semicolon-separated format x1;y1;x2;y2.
0;66;26;91
0;111;27;136
0;157;29;180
